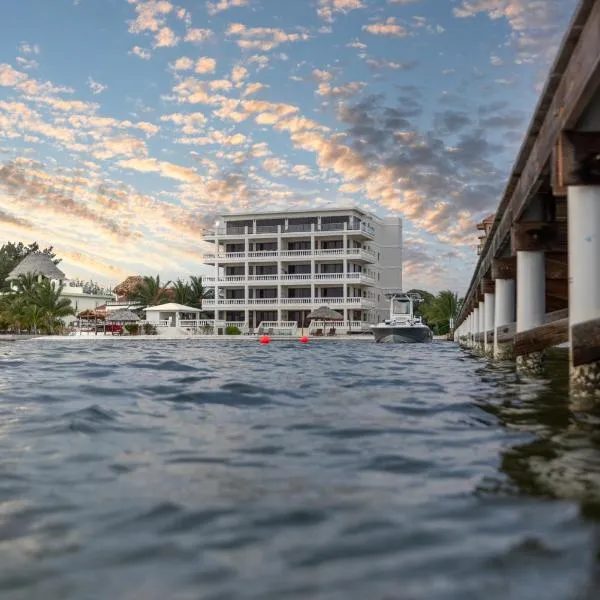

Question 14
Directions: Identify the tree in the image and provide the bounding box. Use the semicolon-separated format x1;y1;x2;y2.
0;242;60;291
33;279;75;333
172;278;192;305
130;275;172;307
421;290;461;335
189;275;213;309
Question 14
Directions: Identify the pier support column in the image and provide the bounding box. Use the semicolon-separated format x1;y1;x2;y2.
477;301;485;355
568;185;600;401
472;306;479;351
492;258;516;360
484;292;495;357
516;250;545;374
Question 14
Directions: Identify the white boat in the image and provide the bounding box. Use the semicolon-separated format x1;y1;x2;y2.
370;293;433;343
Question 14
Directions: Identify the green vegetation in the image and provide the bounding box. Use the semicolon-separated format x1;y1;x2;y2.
409;289;462;335
124;323;140;335
143;323;157;335
225;325;242;335
126;274;213;310
0;242;60;291
0;274;75;334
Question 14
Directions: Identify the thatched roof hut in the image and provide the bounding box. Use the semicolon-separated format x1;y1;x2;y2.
7;253;65;281
307;306;344;321
113;275;144;300
106;309;140;322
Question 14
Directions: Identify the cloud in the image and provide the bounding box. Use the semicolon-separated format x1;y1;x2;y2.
363;17;409;37
154;26;178;47
453;0;576;64
195;57;217;74
317;0;364;22
206;0;250;15
316;81;366;98
118;157;201;183
130;46;152;59
365;58;417;71
128;0;174;34
226;23;310;52
184;28;213;44
172;56;194;71
87;76;108;95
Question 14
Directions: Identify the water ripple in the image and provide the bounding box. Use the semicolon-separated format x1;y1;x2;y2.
0;341;598;599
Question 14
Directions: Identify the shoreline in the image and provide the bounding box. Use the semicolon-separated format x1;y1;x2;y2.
2;334;377;342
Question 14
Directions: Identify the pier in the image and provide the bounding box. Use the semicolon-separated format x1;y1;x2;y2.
455;0;600;400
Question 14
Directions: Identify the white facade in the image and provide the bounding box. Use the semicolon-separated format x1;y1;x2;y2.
201;207;402;330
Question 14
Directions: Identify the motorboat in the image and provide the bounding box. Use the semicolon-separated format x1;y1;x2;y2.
370;293;433;343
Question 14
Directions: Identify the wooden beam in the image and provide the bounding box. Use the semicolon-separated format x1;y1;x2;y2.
514;318;569;357
545;257;568;279
572;317;600;367
494;308;568;346
511;221;562;253
546;278;569;300
492;257;516;280
481;279;495;294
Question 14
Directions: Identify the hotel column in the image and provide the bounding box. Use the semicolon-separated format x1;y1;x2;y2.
277;224;282;324
215;235;220;327
311;224;316;304
492;258;516;360
568;185;600;402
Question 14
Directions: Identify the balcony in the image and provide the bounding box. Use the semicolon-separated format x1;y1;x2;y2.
203;273;375;286
201;247;377;264
202;297;375;309
203;221;375;239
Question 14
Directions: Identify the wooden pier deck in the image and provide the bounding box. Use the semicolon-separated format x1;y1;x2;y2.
455;0;600;399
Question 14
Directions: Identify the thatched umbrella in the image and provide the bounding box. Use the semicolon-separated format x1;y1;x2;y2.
106;309;140;322
78;309;105;320
7;252;66;281
307;305;344;335
307;306;344;321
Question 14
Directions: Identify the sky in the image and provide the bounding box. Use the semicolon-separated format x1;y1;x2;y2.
0;0;578;293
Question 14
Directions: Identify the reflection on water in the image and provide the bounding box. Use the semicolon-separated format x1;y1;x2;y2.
0;339;600;600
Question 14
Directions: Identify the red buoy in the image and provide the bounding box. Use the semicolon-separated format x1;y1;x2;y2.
259;335;270;344
299;336;309;344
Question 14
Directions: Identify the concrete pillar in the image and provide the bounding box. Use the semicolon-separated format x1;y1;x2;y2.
568;186;600;401
494;278;515;359
484;292;495;356
472;306;479;350
516;250;545;373
477;301;485;354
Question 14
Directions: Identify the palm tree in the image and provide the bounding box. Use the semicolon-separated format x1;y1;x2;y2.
172;278;192;305
131;275;172;307
12;273;40;301
33;279;75;333
189;275;213;309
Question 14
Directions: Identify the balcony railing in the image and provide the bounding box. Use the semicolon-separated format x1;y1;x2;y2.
202;297;374;307
203;221;375;237
203;272;375;285
202;248;377;262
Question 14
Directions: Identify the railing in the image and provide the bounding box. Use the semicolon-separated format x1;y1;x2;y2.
201;248;377;262
248;298;278;305
248;274;278;281
257;321;297;336
255;225;279;234
308;320;369;334
285;224;312;232
281;274;311;280
203;297;374;307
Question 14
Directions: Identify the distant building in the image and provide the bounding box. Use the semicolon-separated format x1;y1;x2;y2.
476;214;495;255
201;207;403;331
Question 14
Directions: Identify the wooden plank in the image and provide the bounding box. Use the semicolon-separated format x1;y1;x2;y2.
514;318;569;357
492;257;516;280
546;279;569;300
493;308;568;346
572;317;600;367
457;0;599;325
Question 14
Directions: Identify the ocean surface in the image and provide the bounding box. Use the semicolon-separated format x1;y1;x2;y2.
1;339;600;600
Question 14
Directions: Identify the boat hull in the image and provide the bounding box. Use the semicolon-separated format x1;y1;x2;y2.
370;326;433;344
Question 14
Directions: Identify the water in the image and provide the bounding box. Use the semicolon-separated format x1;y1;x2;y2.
1;339;600;600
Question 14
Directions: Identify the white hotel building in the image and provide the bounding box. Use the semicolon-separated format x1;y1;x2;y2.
202;207;402;332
